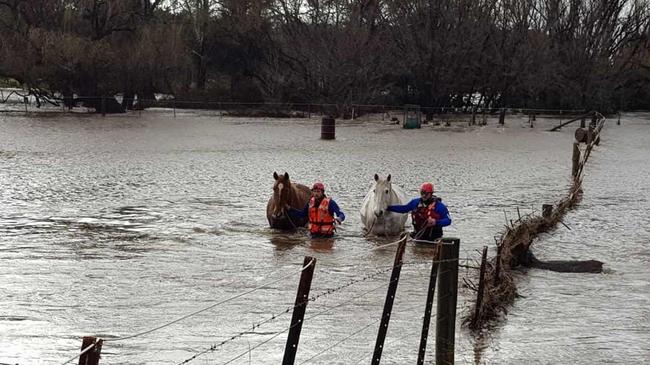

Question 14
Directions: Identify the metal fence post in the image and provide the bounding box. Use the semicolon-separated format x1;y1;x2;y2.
417;246;440;365
371;234;407;364
78;336;102;365
282;256;317;365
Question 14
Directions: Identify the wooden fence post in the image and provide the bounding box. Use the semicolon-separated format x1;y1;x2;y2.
417;246;441;365
498;108;505;125
371;235;407;365
542;204;553;219
494;243;503;285
436;237;460;365
282;256;317;365
78;336;102;365
471;246;489;328
572;143;580;178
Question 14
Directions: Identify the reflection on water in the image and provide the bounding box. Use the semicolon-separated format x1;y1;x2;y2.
0;111;648;364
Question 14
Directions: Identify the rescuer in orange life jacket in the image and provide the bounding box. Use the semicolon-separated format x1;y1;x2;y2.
386;182;451;242
287;182;346;238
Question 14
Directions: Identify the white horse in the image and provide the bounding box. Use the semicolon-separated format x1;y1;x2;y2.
360;174;408;236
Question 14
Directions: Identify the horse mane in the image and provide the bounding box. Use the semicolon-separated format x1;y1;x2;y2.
388;187;402;204
285;181;303;208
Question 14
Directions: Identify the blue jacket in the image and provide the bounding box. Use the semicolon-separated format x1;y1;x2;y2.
387;198;451;227
288;198;346;222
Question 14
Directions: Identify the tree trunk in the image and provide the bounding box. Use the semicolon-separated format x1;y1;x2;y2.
122;91;135;110
78;96;125;114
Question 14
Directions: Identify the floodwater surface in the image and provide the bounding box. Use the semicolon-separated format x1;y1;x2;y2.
0;110;648;364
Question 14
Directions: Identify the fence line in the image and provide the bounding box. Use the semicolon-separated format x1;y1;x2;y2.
0;92;595;118
466;111;608;331
179;261;459;365
214;275;401;365
60;260;313;365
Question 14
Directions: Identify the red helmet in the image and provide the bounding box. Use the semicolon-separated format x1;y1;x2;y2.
420;182;434;193
312;182;325;191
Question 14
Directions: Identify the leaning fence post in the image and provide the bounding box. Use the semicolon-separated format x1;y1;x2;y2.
572;142;580;178
542;204;553;219
471;246;489;328
371;234;407;365
436;237;460;365
417;245;440;365
282;256;316;365
493;243;503;285
78;336;102;365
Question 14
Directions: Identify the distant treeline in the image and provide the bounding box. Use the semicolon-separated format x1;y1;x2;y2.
1;1;649;113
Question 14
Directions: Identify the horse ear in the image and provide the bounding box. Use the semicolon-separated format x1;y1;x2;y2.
374;174;379;181
387;174;391;182
273;171;279;180
284;172;289;181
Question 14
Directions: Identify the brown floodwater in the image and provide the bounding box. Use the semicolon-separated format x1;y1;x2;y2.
0;109;648;364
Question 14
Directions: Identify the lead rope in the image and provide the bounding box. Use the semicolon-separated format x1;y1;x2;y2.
282;209;299;230
363;216;377;237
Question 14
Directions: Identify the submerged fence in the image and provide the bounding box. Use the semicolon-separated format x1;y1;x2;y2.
63;235;464;365
466;111;607;329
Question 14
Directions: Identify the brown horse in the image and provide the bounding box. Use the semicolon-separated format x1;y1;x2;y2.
266;172;311;230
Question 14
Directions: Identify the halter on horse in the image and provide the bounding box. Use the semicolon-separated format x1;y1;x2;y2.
266;172;310;230
360;174;407;236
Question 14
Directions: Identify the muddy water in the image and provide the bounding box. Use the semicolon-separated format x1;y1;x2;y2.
0;110;647;364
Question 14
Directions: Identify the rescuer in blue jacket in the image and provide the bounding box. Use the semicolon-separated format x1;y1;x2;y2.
386;182;451;242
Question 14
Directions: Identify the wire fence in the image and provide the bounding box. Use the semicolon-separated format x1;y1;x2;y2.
0;90;592;120
58;240;467;365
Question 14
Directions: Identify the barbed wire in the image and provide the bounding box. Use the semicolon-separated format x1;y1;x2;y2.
61;260;314;365
298;317;382;364
177;255;470;363
216;265;461;365
105;260;314;343
176;262;405;363
215;275;404;365
299;302;431;365
178;263;415;364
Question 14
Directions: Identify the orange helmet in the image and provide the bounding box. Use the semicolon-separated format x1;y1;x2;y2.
312;182;325;191
420;182;434;193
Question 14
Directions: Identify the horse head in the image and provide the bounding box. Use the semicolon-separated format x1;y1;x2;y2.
372;173;393;217
271;171;292;219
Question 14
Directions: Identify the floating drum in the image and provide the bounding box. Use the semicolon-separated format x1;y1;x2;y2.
321;117;335;140
574;127;588;143
403;116;421;129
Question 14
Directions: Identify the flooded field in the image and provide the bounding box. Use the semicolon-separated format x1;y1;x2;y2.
1;110;648;364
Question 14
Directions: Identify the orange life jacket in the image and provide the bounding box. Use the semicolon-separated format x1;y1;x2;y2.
308;197;335;235
412;198;442;232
